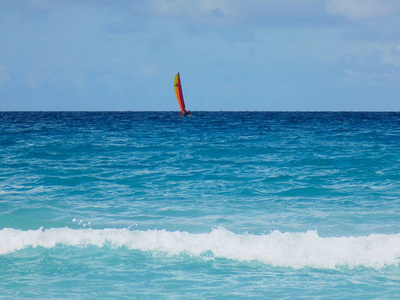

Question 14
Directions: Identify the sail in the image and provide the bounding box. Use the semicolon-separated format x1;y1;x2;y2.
174;73;186;113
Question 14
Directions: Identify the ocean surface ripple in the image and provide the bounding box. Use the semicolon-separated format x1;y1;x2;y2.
1;112;400;298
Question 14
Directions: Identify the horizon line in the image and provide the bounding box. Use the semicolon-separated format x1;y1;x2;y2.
1;110;400;113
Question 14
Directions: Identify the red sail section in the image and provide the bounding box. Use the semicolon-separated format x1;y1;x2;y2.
174;73;186;113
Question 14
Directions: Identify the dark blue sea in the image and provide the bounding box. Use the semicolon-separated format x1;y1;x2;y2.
1;112;400;299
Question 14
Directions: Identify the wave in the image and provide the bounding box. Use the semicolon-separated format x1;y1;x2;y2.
1;227;400;269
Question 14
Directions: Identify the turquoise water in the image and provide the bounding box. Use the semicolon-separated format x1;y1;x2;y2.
1;111;400;298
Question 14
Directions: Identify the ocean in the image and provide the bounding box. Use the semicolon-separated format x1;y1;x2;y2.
1;111;400;299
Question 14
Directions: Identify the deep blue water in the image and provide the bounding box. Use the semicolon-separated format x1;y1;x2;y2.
1;111;400;298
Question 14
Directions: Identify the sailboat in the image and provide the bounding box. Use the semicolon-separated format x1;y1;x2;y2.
174;72;191;116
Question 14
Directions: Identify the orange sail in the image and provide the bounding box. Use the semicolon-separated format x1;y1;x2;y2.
174;72;186;114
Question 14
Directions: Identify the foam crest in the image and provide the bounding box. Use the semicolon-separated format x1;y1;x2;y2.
1;227;400;269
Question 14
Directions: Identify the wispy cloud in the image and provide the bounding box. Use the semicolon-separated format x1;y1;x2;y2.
143;0;327;25
379;43;400;67
326;0;400;20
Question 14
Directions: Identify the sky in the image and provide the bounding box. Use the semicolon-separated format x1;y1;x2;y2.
0;0;399;111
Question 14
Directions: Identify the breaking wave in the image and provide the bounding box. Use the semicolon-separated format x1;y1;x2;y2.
1;227;400;269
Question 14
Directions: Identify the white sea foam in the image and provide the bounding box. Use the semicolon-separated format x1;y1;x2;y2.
1;227;400;269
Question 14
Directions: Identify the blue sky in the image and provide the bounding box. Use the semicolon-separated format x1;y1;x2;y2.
1;0;399;111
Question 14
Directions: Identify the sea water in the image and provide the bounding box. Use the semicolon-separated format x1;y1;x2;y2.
1;111;400;299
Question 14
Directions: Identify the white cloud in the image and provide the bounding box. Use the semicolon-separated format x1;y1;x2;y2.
326;0;399;20
146;0;325;25
379;43;400;67
150;0;233;23
345;68;360;78
0;65;10;86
